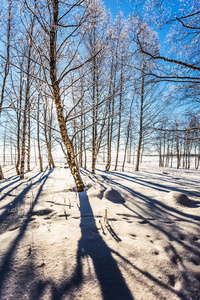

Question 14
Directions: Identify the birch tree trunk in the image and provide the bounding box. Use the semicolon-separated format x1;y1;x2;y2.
106;49;118;171
170;139;173;168
79;85;84;167
27;108;31;171
176;129;180;169
48;101;55;169
0;164;4;179
84;113;87;170
159;140;163;167
0;0;12;179
105;54;114;172
49;1;84;191
105;99;111;171
20;17;34;179
122;123;130;172
3;125;7;165
122;98;134;172
43;98;55;170
37;93;43;172
79;102;83;167
0;0;12;115
115;58;123;171
16;64;23;175
92;55;97;173
106;93;115;171
10;134;13;165
135;67;145;172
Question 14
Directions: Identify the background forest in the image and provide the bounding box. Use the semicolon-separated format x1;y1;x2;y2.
0;0;199;190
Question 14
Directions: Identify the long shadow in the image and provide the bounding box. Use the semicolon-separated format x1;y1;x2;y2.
80;169;200;221
80;168;106;192
143;170;200;186
121;180;200;222
98;169;200;197
4;174;19;181
55;169;199;299
2;167;197;299
110;249;186;299
85;169;200;260
97;170;172;193
80;168;98;184
0;171;42;201
0;169;31;193
0;177;21;194
50;191;193;300
95;170;200;298
123;203;200;258
51;190;134;300
79;168;90;176
0;169;53;297
95;171;200;222
0;171;48;227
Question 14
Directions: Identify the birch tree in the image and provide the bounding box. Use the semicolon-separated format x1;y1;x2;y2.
113;14;130;171
37;85;43;172
19;11;35;178
82;0;112;173
23;0;95;191
0;0;13;179
129;19;164;171
42;94;55;170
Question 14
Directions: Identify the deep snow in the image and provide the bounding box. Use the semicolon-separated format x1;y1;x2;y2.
0;162;200;300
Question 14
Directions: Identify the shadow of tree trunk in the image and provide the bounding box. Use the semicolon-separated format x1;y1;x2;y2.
77;190;134;300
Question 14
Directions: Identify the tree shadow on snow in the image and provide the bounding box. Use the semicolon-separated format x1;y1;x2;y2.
93;170;200;298
96;170;200;222
101;170;200;198
0;168;53;298
0;171;43;201
51;190;134;300
0;170;49;230
143;170;200;187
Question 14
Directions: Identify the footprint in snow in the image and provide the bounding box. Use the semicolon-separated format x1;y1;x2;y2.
138;219;148;224
168;274;176;287
190;257;200;266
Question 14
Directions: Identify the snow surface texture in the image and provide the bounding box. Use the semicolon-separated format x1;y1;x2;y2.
0;163;200;300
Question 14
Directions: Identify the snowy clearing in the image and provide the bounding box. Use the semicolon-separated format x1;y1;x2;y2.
0;163;200;300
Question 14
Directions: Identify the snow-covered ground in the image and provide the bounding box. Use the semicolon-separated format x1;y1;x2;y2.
0;161;200;300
